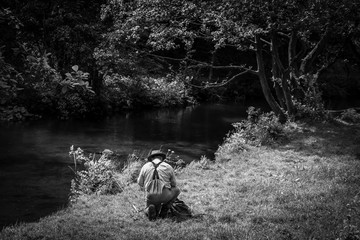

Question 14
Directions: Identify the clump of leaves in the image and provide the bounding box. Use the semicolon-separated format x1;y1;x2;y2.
56;65;96;119
340;108;360;123
101;73;192;111
235;107;286;146
69;146;122;203
216;107;287;159
0;106;39;122
293;74;328;121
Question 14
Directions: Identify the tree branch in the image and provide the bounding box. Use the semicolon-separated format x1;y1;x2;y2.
188;64;248;70
261;38;271;45
188;69;257;88
300;27;330;73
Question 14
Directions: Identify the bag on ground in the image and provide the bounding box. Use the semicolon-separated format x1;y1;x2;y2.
159;198;192;221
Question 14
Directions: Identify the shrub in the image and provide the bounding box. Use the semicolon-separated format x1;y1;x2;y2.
102;73;193;110
0;49;22;106
0;106;39;121
18;44;96;119
55;65;96;119
293;74;328;121
216;107;288;159
69;147;122;203
236;107;286;145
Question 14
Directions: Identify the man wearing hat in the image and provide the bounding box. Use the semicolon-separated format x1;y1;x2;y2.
137;150;180;220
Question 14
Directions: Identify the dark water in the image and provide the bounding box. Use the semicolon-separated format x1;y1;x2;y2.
0;103;257;229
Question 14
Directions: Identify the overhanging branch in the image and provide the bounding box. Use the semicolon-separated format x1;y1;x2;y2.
189;69;257;88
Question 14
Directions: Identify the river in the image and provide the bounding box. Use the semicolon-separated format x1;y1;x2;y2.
0;103;261;229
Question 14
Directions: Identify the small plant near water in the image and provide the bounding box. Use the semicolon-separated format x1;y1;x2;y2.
164;148;186;170
69;146;122;203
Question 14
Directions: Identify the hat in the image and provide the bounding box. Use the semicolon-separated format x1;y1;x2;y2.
147;150;166;161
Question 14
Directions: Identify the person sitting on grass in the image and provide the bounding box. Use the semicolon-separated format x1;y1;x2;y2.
137;150;180;221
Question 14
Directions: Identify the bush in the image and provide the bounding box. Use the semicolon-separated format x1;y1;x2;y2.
216;107;287;159
293;74;328;121
56;66;96;119
102;73;193;110
0;48;22;106
0;106;39;121
69;147;122;203
236;107;286;145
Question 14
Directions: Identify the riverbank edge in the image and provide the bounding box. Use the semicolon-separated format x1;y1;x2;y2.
1;121;360;240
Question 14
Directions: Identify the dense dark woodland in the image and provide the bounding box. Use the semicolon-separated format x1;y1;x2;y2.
1;0;360;121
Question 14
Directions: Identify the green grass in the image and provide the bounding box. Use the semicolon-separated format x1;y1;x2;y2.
1;122;360;239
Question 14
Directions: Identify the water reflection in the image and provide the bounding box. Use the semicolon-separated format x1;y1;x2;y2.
0;103;250;228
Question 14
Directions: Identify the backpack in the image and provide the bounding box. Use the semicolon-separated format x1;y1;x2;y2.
158;198;192;222
145;161;165;195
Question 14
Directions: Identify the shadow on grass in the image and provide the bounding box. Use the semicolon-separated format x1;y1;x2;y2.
278;122;360;158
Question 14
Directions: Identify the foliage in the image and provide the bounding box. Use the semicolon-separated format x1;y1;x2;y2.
0;1;106;120
1;0;360;120
293;74;329;121
21;48;96;119
56;66;96;119
0;47;32;121
69;146;122;203
340;108;360;123
233;107;287;145
102;73;192;110
99;0;360;120
0;106;38;122
216;107;288;160
0;48;22;106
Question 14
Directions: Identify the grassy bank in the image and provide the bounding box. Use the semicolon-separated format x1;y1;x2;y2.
1;121;360;239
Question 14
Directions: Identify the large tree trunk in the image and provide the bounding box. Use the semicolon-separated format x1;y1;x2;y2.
255;35;286;122
271;32;295;115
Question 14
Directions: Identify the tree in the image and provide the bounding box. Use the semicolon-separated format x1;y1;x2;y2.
100;0;360;121
0;1;107;119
